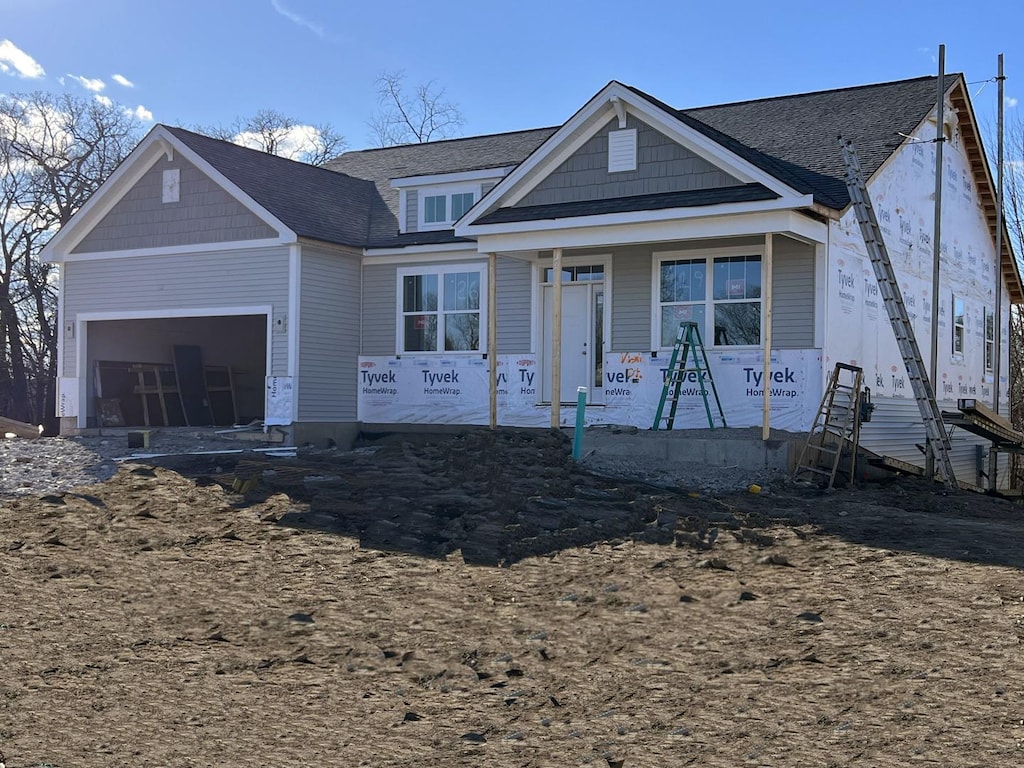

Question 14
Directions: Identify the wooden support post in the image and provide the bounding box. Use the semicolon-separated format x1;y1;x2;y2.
551;248;563;429
488;252;498;430
762;233;774;441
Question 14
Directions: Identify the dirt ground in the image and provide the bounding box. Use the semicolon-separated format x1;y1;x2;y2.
1;428;1022;767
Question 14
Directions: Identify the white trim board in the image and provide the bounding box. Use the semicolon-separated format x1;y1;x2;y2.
473;210;827;254
71;304;274;428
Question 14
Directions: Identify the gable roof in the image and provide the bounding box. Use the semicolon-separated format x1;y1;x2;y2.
164;126;378;248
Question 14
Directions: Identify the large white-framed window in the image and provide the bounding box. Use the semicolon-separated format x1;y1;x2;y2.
952;294;965;357
655;249;763;348
984;307;995;373
418;186;478;231
397;263;487;353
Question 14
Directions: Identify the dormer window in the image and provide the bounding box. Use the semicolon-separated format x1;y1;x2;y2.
418;187;477;230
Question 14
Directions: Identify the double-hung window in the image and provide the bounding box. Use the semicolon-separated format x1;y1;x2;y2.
419;188;477;230
398;264;485;353
658;251;762;347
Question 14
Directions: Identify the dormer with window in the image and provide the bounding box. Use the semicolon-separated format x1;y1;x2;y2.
392;167;514;234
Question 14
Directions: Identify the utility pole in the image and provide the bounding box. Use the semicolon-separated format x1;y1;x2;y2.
927;44;946;480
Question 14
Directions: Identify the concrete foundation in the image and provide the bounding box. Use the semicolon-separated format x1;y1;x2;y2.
580;425;805;473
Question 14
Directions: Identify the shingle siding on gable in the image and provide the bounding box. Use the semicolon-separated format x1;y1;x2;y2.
517;115;741;208
73;155;278;253
405;190;419;233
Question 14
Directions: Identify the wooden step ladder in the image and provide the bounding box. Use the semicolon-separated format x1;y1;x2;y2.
839;138;958;491
652;321;727;430
793;362;864;488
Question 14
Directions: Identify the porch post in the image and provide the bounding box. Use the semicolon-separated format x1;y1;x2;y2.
762;233;774;441
551;247;563;428
488;252;498;430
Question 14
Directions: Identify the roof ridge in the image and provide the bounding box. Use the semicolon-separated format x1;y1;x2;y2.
337;126;560;157
163;124;366;182
681;73;959;113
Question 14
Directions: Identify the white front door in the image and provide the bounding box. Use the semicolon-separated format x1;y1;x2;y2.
541;281;604;404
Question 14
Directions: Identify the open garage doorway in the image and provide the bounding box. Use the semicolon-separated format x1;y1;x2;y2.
83;314;269;428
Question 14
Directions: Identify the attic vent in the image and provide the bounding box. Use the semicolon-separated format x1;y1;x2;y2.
162;169;180;203
607;128;637;173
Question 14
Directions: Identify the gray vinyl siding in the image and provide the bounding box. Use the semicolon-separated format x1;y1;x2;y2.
405;190;419;233
611;247;652;350
74;155;278;253
361;257;528;356
361;263;398;355
518;115;741;208
62;246;291;377
858;396;1005;488
495;256;531;353
298;245;361;421
771;237;815;348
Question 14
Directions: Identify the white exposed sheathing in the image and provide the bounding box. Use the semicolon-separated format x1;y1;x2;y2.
827;109;1008;409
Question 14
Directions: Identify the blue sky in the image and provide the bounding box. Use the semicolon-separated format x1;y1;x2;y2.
1;0;1020;152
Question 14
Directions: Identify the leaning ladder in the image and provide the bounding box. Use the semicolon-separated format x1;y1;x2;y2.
652;321;727;430
793;363;864;488
839;138;957;490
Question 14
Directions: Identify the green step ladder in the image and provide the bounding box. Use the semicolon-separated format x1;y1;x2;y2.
653;321;727;430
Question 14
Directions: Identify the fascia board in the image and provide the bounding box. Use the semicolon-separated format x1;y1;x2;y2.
462;194;815;237
473;210;827;253
391;166;515;188
52;239;292;264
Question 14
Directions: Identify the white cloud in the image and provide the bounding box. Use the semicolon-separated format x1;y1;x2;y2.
0;39;45;79
95;94;112;107
124;104;153;122
1006;96;1018;109
67;74;105;92
233;124;322;160
111;73;133;88
270;0;325;37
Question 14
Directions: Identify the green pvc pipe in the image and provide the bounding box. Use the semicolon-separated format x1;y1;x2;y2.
572;386;587;460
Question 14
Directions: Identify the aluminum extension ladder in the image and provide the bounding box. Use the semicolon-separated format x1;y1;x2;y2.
793;363;864;488
652;321;726;430
838;138;957;490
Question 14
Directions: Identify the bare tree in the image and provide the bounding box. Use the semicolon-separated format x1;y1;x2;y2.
0;92;140;428
369;71;465;147
195;109;346;165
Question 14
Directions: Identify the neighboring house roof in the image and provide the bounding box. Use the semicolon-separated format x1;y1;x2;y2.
323;128;557;244
164;126;379;248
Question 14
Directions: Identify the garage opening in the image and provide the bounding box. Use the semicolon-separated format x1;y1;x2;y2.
85;314;268;428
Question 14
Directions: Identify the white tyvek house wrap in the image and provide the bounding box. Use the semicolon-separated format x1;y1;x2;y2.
827;108;1008;410
358;351;822;430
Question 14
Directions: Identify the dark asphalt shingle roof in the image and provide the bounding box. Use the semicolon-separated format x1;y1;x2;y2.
169;76;955;246
476;183;779;225
639;74;957;210
165;126;378;248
